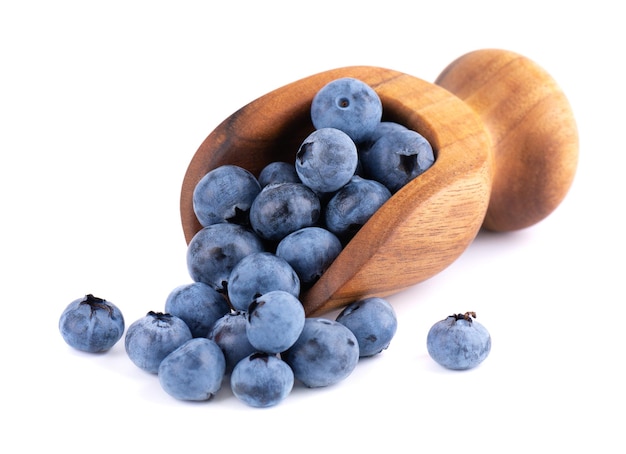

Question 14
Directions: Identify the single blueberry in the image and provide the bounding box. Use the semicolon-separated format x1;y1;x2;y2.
276;226;342;288
336;297;397;357
246;290;305;354
158;338;226;401
59;294;125;353
164;282;230;338
258;161;301;187
208;310;256;374
193;164;261;227
426;312;491;370
186;223;265;293
282;317;359;388
231;353;294;408
358;121;408;149
295;128;358;194
324;175;391;242
227;252;300;312
360;127;435;193
249;182;321;242
124;311;193;374
310;77;383;144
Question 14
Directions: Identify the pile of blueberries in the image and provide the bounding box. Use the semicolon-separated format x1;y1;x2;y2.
59;77;491;408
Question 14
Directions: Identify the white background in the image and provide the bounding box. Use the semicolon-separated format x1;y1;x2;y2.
1;1;623;452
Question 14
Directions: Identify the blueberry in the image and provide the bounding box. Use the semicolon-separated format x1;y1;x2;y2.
335;297;397;357
324;175;391;242
227;252;300;312
359;121;408;147
230;353;294;408
360;127;435;193
208;311;256;374
246;290;305;354
258;161;301;187
426;312;491;370
186;223;265;293
295;128;358;194
124;311;193;374
282;317;359;388
158;338;226;401
59;294;125;353
249;182;321;242
193;164;261;227
164;282;230;338
310;77;382;144
276;226;342;288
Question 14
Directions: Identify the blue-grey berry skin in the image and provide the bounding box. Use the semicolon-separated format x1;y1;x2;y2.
231;353;294;408
282;318;359;388
208;311;256;374
276;227;342;288
357;121;409;152
295;128;358;194
360;128;435;193
59;294;125;353
426;312;491;370
246;290;305;354
258;161;301;187
310;77;383;144
158;338;226;401
186;223;265;293
193;164;261;227
124;312;193;374
324;176;391;242
227;252;301;312
249;182;321;242
164;282;230;338
335;297;397;357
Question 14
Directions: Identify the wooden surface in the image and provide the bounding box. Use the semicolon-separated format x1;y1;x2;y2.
436;49;579;231
181;66;493;316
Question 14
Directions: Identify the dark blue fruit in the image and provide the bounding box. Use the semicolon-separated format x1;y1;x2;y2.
335;297;397;357
310;77;383;144
164;282;230;338
124;311;193;374
208;311;257;374
227;252;300;312
249;182;321;242
192;164;261;227
186;223;265;293
158;338;226;401
276;226;342;288
295;128;358;194
360;127;435;193
230;352;294;408
282;317;359;388
426;312;491;370
59;294;125;353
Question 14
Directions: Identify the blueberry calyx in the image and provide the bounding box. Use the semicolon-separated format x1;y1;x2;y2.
399;154;417;175
79;294;113;317
248;298;265;318
226;207;250;226
249;352;271;363
296;142;313;165
147;311;176;327
452;312;477;323
337;97;350;108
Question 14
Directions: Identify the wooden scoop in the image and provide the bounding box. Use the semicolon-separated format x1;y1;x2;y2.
180;48;578;316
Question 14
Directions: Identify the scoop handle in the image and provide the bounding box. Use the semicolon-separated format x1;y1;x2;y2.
435;49;578;232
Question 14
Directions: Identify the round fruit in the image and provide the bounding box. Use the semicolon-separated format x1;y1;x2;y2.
335;297;397;357
426;312;491;370
59;294;125;353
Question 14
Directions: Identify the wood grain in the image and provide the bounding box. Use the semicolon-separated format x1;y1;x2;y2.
436;49;578;231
